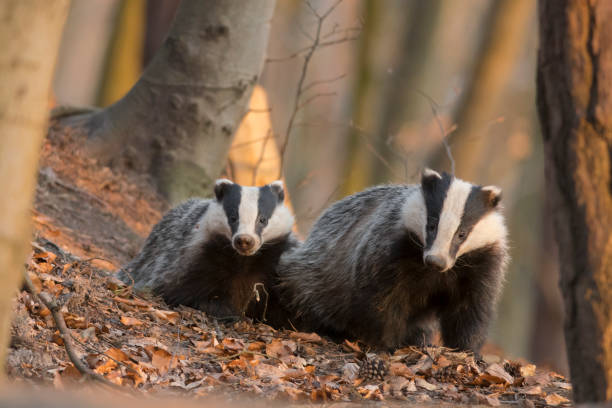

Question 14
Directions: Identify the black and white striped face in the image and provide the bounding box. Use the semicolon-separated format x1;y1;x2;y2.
417;169;506;272
214;179;294;256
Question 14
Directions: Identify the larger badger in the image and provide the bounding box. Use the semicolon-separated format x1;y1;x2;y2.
278;169;508;352
118;179;298;325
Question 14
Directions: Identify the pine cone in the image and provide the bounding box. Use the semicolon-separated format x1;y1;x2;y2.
358;354;389;381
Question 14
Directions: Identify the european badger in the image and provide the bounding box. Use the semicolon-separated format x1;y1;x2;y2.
118;179;298;324
278;169;508;352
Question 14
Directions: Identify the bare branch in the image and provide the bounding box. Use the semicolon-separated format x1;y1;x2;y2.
251;129;272;185
415;89;456;175
297;92;337;111
301;73;347;94
277;0;348;179
266;35;359;63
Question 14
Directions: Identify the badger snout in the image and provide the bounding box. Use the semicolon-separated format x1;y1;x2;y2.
424;253;450;271
233;234;259;255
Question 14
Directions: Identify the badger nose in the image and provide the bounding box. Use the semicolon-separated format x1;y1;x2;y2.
424;254;448;270
234;235;255;252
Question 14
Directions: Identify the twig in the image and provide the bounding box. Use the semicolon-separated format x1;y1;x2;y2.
297;92;337;111
266;36;359;63
415;89;456;175
301;73;347;94
277;0;349;179
252;283;269;322
251;130;272;185
22;269;121;389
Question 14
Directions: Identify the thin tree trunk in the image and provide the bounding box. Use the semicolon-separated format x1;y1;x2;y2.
60;0;276;203
431;0;533;178
0;0;69;378
537;0;612;402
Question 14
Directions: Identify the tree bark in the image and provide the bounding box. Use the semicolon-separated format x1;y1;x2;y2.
537;0;612;402
60;0;276;203
0;0;69;378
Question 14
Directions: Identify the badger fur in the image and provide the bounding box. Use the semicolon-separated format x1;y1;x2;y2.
118;179;298;324
278;169;508;352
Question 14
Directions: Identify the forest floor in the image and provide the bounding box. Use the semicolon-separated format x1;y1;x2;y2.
7;122;573;407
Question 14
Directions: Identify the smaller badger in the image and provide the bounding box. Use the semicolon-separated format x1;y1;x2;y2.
278;169;508;352
118;179;298;323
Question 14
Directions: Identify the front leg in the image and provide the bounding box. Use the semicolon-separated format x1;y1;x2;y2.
439;299;492;353
199;298;241;322
403;322;434;347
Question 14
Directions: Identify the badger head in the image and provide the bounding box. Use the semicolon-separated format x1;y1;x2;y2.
214;179;294;256
408;168;507;272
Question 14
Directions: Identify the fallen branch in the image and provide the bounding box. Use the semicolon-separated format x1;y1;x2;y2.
22;269;121;389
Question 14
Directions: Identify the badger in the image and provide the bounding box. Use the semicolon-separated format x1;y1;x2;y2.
118;179;299;324
277;169;508;352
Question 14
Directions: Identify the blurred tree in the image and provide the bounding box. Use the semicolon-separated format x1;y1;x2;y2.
97;0;145;107
431;0;533;178
57;0;276;203
0;0;69;377
537;0;612;402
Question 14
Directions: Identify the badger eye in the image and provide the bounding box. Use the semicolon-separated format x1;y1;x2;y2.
229;215;238;223
427;224;436;233
457;230;467;240
258;216;268;225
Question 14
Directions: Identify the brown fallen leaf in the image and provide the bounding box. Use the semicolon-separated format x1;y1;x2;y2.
112;296;152;308
266;339;294;358
90;258;116;271
63;313;87;329
94;359;117;375
415;377;437;391
552;381;572;390
151;348;173;375
222;337;245;352
389;362;414;378
151;309;179;324
33;251;57;263
247;341;266;351
522;385;542;395
289;331;323;343
105;347;130;362
27;272;43;293
472;391;501;407
436;355;452;368
545;393;570;406
520;363;536;377
120;316;144;327
485;363;514;384
344;339;362;353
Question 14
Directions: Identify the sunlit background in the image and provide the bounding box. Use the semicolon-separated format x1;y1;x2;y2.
52;0;565;374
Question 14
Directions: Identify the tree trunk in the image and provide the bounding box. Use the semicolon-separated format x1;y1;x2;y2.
431;0;533;178
0;0;69;378
537;0;612;402
60;0;276;203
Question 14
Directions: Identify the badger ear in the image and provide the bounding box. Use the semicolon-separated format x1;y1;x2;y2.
421;168;442;188
214;179;233;201
268;180;285;203
482;185;502;208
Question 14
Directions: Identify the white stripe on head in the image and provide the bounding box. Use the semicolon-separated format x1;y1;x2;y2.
457;211;508;257
424;178;472;264
262;205;294;242
402;188;427;244
237;186;260;243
